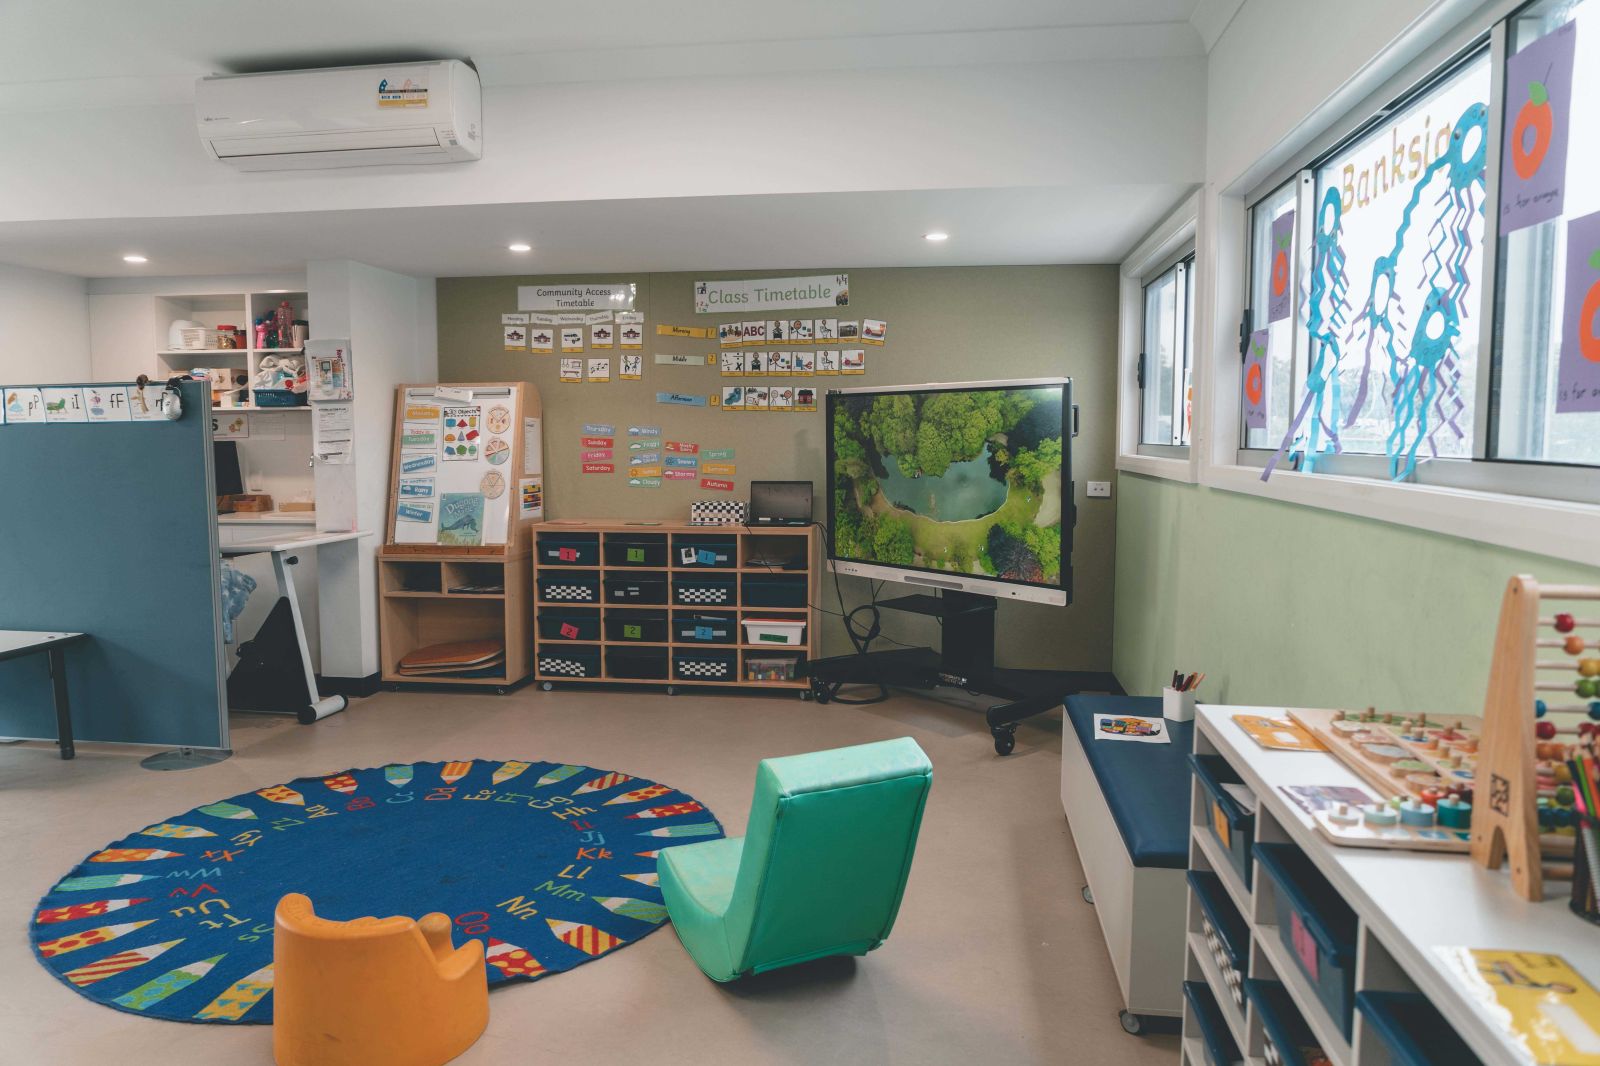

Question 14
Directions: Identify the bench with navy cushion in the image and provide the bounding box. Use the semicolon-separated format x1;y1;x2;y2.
1059;693;1193;1029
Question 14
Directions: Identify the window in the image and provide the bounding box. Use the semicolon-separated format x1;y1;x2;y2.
1140;253;1194;448
1491;0;1600;467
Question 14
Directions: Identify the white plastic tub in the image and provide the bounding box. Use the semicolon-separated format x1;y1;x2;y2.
741;618;806;646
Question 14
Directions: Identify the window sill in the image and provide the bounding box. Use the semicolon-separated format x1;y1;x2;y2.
1201;461;1600;567
1117;450;1196;483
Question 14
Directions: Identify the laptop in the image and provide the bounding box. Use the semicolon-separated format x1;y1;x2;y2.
749;481;813;527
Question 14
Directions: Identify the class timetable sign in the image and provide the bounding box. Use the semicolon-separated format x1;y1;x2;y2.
694;274;848;314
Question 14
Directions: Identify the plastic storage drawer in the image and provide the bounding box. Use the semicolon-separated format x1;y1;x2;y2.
605;608;669;642
1254;843;1357;1038
538;573;600;603
673;535;736;568
672;613;737;643
1355;991;1484;1066
605;572;668;604
742;574;806;607
537;533;599;567
1243;979;1333;1066
1188;870;1249;1011
604;534;667;567
537;607;600;642
674;575;736;606
1182;981;1243;1066
673;649;736;682
538;644;600;679
606;647;669;680
1189;753;1255;889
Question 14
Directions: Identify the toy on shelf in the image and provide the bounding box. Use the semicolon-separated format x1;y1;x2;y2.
1473;576;1600;901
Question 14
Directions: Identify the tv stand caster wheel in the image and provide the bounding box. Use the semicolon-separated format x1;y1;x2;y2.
798;690;812;701
495;687;507;695
1119;1011;1142;1036
992;727;1016;756
1082;885;1094;905
541;682;553;692
666;686;676;696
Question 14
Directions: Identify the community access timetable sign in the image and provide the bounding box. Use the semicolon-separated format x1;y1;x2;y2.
693;274;848;314
518;283;636;311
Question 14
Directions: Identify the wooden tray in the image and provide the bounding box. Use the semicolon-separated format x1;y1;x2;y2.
1287;706;1482;801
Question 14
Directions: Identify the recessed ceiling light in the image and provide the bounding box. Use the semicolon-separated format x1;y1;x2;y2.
923;232;949;242
122;254;149;263
507;242;532;253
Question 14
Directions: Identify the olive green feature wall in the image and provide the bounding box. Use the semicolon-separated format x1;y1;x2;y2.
436;266;1119;671
1113;474;1600;713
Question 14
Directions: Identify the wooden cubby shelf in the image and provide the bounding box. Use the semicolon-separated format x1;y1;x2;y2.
530;521;818;693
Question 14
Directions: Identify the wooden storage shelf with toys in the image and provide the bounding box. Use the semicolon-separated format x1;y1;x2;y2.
377;382;543;691
530;520;818;693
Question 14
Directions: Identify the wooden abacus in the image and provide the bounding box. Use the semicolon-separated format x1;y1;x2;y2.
1473;575;1600;900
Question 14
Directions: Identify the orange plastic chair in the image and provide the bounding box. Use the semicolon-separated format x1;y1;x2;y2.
273;893;488;1066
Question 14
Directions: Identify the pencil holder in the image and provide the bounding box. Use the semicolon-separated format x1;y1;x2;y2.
1571;818;1600;926
1163;686;1197;722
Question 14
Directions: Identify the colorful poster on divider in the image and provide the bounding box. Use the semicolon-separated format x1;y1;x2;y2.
1500;21;1576;234
1267;210;1295;323
1243;328;1270;429
1558;209;1600;413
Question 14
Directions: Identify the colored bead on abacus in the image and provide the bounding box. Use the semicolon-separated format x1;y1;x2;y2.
1590;702;1600;721
1580;658;1600;678
1536;699;1548;718
1537;720;1557;740
1569;636;1589;655
1556;612;1577;633
1580;679;1600;699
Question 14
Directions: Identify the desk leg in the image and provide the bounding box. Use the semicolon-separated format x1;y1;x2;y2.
274;551;347;724
48;647;74;760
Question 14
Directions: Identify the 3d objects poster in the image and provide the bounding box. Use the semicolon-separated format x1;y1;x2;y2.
1500;20;1575;234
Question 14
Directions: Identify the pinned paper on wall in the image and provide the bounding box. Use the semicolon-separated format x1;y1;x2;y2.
770;351;793;375
631;465;663;478
559;358;583;383
721;385;745;409
1243;328;1271;429
790;319;815;344
796;386;818;412
655;353;713;367
441;407;482;460
617;311;643;324
619;323;644;349
561;328;585;353
587;358;611;383
212;411;249;439
739;321;763;347
405;403;441;422
770;386;795;411
629;451;661;465
656;392;708;407
1557;209;1600;413
556;313;588;326
700;477;736;491
664;455;698;469
129;385;167;421
581;448;612;461
518;477;544;518
627;424;659;437
720;353;743;376
628;476;663;487
816;351;840;374
503;325;527;350
744;351;767;375
701;461;735;477
664;468;696;480
523;417;542;475
745;385;769;410
42;387;88;423
816;318;838;343
590;323;615;348
836;321;861;344
704;448;734;460
841;349;866;374
401;452;437;474
1267;211;1296;323
861;319;887;345
84;385;131;422
792;351;816;375
768;320;787;345
528;313;558;326
401;422;439;449
502;313;530;325
1500;20;1576;234
585;310;614;324
529;326;554;353
399;477;435;498
582;462;615;474
657;324;714;339
619;354;643;380
396;500;434;524
719;323;739;348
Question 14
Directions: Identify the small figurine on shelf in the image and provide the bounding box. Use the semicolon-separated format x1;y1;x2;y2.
274;300;295;350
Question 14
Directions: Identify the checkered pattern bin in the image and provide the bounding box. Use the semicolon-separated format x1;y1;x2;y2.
538;573;600;603
673;649;735;681
673;575;736;605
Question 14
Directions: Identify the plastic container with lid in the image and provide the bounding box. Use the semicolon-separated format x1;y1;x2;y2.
215;325;238;349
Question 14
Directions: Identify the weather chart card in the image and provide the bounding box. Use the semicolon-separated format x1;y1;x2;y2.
1438;949;1600;1065
1558;210;1600;413
1500;21;1575;234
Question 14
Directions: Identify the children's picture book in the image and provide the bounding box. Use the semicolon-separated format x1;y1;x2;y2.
1093;714;1170;744
1279;784;1375;817
1232;714;1327;751
437;493;485;546
1436;948;1600;1064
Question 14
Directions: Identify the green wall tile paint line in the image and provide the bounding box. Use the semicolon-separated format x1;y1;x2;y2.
1112;473;1600;714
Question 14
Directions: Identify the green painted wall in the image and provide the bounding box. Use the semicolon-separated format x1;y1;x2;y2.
1113;474;1600;713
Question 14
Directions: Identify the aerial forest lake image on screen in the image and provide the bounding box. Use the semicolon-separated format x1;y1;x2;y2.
831;385;1064;585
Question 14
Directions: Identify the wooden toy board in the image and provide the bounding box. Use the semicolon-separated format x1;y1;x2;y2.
1287;706;1482;802
1311;811;1473;852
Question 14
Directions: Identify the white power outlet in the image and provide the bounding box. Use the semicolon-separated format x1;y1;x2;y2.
1087;481;1112;498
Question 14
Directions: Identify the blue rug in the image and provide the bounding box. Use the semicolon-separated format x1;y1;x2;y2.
30;759;722;1023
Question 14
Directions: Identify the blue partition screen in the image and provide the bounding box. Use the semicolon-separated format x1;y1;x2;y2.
0;380;226;749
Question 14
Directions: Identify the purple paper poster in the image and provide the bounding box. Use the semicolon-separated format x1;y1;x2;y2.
1500;21;1575;234
1267;211;1295;323
1243;328;1270;429
1556;210;1600;414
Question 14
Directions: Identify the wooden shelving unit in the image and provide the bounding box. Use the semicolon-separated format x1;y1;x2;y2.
378;553;531;688
531;520;818;694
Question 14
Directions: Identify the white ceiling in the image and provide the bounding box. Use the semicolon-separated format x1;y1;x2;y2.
0;186;1191;279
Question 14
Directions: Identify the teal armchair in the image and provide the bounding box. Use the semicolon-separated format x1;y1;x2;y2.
658;737;933;982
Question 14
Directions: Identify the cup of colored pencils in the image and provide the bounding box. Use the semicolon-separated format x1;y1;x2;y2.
1567;737;1600;924
1163;671;1203;723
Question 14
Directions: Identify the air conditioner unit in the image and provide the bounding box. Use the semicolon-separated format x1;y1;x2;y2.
196;60;481;171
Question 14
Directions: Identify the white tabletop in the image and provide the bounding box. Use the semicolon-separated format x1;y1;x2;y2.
218;510;316;526
1198;704;1600;1065
0;630;84;659
220;529;371;555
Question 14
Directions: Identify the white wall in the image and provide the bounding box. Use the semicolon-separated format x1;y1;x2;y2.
0;57;1205;224
0;263;89;383
310;259;437;680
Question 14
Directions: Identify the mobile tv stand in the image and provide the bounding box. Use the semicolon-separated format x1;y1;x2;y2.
805;589;1121;755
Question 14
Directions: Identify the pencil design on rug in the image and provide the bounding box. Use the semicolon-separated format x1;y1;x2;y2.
113;954;224;1011
384;764;414;788
441;761;473;784
603;783;673;805
196;801;256;820
255;785;305;806
37;920;158;958
61;939;183;986
194;964;274;1021
625;802;704;820
620;871;659;888
322;773;358;794
139;824;216;839
36;897;150;924
637;822;720;838
592;897;668;924
53;873;160;892
536;764;583;787
485;938;547;978
634;850;662;859
572;772;633;795
87;848;182;863
492;760;532;785
545;918;623;956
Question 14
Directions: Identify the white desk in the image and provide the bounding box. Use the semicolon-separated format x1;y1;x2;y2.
0;631;86;759
221;530;370;722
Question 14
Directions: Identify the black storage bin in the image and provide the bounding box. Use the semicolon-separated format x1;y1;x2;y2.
537;644;600;678
1188;870;1248;1011
604;534;668;567
673;612;737;644
1254;843;1357;1038
674;575;737;606
673;535;736;568
1189;753;1255;889
537;533;599;567
606;647;670;680
673;649;736;682
1183;981;1243;1066
604;572;668;604
537;607;600;642
1244;979;1332;1066
605;608;669;642
742;574;806;607
538;572;600;603
1356;991;1484;1066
